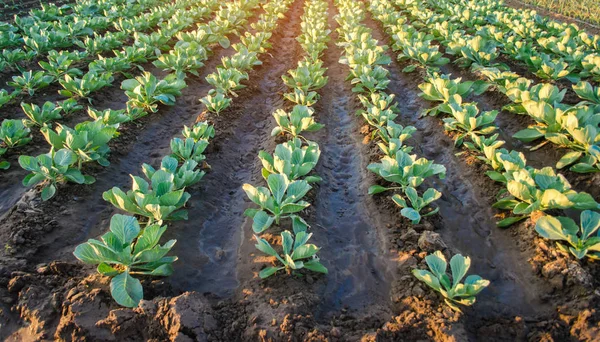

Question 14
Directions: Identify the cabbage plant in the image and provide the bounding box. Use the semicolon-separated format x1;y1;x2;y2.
74;214;177;307
368;150;446;194
254;230;327;278
443;98;498;147
418;74;489;117
41;119;117;167
21;102;62;127
375;120;416;157
271;105;324;138
358;92;398;127
392;187;441;224
258;138;321;182
59;72;114;100
413;251;489;312
19;148;94;200
243;174;311;234
122;72;186;113
103;165;192;225
200;92;231;114
9;71;53;96
493;162;599;226
535;210;600;260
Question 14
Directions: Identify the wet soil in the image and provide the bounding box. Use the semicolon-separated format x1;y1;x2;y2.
1;0;600;341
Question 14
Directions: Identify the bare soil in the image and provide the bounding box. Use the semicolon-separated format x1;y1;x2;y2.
0;0;599;341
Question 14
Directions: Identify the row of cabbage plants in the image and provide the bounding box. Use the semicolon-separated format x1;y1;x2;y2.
370;0;600;264
407;0;600;82
0;0;221;170
0;0;167;69
390;0;600;174
71;0;296;307
14;0;258;200
198;0;296;114
337;0;489;312
0;0;210;109
242;0;329;279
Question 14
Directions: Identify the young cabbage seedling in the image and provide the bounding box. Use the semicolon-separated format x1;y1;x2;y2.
243;173;312;234
19;148;95;200
73;214;177;307
535;210;600;260
103;166;192;225
413;251;490;312
368;150;446;194
21;101;62;127
258;138;321;182
254;230;327;278
392;187;442;224
200;92;232;114
271;105;324;139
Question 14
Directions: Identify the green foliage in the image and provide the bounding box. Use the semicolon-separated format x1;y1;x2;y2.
367;150;446;193
536;210;600;260
59;72;114;99
21;101;62;127
254;230;327;278
41;119;118;167
74;214;176;307
392;187;441;224
19;148;94;201
271;105;324;138
122;72;186;113
243;174;311;233
413;251;490;311
258;138;321;182
9;71;53;96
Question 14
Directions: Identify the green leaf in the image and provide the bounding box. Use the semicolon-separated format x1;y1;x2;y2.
535;215;569;240
496;216;527;228
303;259;328;274
41;184;57;201
110;214;140;245
402;64;417;73
259;267;282;279
368;185;389;195
401;207;421;223
556;151;582;169
98;263;120;277
252;211;274;234
110;271;143;308
512;128;543;142
449;254;470;287
254;235;278;257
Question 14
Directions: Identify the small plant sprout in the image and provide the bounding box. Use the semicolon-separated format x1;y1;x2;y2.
413;251;490;311
254;230;327;278
535;210;600;260
392;187;441;224
74;214;177;307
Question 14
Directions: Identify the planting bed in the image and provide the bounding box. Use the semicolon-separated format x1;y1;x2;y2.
0;0;599;341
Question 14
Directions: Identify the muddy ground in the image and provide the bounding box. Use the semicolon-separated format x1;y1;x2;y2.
0;0;599;341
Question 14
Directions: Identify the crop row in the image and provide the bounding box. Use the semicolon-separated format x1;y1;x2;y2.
410;0;600;82
242;0;329;279
0;0;215;112
0;0;223;172
0;0;168;68
335;0;489;311
369;0;600;283
72;0;294;308
388;0;600;174
10;0;240;201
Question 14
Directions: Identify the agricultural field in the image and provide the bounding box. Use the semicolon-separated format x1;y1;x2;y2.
0;0;599;340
